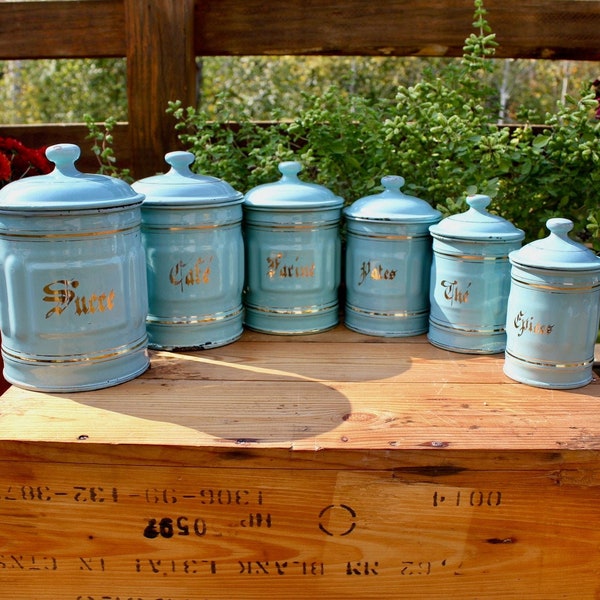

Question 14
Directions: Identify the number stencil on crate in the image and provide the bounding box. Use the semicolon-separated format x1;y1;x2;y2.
0;461;557;600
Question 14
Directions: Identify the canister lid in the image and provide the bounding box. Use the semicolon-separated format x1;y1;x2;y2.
243;161;344;210
429;194;524;241
509;218;600;271
132;151;243;207
344;175;441;223
0;143;144;212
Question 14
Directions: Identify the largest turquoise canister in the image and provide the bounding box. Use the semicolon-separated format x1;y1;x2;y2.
132;151;244;350
504;218;600;389
428;194;524;353
243;161;344;334
343;175;441;336
0;143;149;391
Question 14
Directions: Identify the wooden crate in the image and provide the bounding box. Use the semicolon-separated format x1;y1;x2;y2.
1;325;600;599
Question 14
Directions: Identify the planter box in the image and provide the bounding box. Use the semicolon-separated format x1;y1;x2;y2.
1;326;600;599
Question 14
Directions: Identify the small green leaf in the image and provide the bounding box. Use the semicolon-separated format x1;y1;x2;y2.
532;135;550;149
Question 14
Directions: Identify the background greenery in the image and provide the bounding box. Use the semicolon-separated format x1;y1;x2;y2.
0;55;597;125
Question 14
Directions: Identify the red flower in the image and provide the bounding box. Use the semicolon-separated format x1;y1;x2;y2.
0;137;52;188
0;152;11;182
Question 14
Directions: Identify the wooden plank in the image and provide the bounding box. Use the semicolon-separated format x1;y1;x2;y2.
2;438;600;474
1;0;600;61
0;457;599;599
490;0;600;60
3;377;600;450
194;0;600;60
124;0;197;178
12;377;600;445
1;327;599;453
195;0;473;57
0;0;125;60
145;337;505;384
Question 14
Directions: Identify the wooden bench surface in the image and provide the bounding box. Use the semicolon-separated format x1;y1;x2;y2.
1;325;599;464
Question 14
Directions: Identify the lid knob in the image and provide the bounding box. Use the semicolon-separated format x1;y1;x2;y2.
278;161;303;181
46;143;81;176
508;216;600;271
466;194;492;213
165;151;195;176
546;217;574;238
381;175;405;192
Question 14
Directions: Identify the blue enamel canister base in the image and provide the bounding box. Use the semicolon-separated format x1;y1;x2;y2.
146;308;243;351
243;213;342;335
503;268;600;389
427;323;507;354
0;208;150;392
2;338;149;393
503;351;595;390
142;207;245;351
243;220;341;335
344;231;433;337
344;307;429;338
243;301;339;335
427;242;516;354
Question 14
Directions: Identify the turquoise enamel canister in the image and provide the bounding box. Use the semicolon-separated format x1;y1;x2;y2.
504;218;600;389
428;194;524;353
243;161;344;334
132;151;244;350
343;175;441;336
0;143;149;392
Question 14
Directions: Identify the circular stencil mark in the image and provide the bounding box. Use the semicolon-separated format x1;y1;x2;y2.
318;504;357;536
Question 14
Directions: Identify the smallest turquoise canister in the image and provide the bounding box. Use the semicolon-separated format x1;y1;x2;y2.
504;218;600;389
343;175;441;336
243;161;344;334
428;194;524;353
132;151;244;350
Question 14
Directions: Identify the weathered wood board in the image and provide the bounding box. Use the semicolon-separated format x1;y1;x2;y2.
4;0;600;60
1;326;600;599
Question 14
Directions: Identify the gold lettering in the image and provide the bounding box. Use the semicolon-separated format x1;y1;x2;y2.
266;253;282;279
297;264;315;278
358;261;397;286
99;290;115;311
266;253;315;279
169;260;185;290
441;280;471;306
74;295;89;315
513;310;554;337
42;280;116;319
170;257;213;290
42;279;79;318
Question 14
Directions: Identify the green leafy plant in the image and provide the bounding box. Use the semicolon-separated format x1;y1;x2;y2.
492;95;600;243
347;0;599;243
84;114;133;183
167;93;297;193
168;0;600;247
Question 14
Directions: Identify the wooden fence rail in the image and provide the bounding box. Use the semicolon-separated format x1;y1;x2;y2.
1;0;600;178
